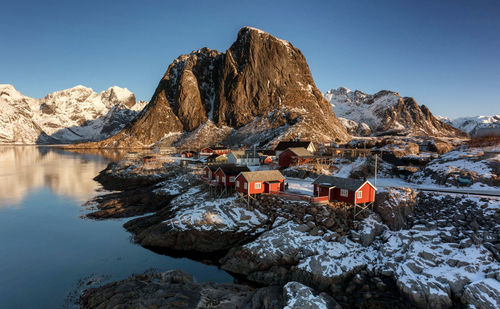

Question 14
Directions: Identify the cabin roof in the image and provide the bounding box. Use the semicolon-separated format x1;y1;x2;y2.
205;164;226;172
313;175;376;191
275;141;313;151
239;170;285;182
230;150;260;159
208;146;229;150
217;165;250;176
260;149;276;156
283;147;313;157
206;153;220;160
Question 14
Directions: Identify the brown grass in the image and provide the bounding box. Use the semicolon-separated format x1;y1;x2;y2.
468;135;500;147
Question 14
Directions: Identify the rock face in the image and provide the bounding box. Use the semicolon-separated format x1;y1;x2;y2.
88;27;349;148
325;87;467;138
374;188;417;230
80;269;268;309
0;84;146;144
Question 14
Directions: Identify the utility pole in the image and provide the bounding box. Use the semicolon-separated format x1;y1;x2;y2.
374;153;378;187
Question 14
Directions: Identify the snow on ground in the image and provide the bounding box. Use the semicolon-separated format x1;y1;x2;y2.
286;177;314;195
224;197;500;308
283;282;332;309
410;146;500;191
162;186;268;232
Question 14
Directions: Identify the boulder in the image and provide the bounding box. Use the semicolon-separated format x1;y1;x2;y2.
462;279;500;309
374;188;417;230
282;282;338;309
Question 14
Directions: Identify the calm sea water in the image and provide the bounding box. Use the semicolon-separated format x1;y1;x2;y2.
0;146;232;309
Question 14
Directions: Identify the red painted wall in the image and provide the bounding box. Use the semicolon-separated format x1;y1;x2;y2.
329;187;355;204
355;183;376;204
235;175;284;194
314;184;331;197
215;170;238;186
235;174;248;193
278;149;295;167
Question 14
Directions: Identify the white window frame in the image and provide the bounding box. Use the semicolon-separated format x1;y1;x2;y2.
340;189;348;197
222;176;226;183
236;180;240;187
356;191;362;199
244;182;248;189
254;182;261;189
229;176;235;182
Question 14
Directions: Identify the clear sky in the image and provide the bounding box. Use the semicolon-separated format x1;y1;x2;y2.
1;0;498;118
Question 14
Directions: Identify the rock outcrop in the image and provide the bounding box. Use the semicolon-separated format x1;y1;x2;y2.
85;27;349;148
325;87;467;138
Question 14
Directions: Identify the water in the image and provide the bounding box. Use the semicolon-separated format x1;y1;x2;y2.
0;146;232;309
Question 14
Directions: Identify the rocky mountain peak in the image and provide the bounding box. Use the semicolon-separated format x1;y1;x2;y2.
86;27;348;148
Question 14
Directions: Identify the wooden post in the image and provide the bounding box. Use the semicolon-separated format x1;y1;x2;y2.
374;153;378;187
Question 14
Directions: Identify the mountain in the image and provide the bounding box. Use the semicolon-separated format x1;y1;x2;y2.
324;87;467;137
85;27;349;149
0;84;147;144
437;115;500;136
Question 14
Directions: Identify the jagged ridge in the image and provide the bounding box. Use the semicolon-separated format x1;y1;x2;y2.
325;87;467;137
0;84;146;144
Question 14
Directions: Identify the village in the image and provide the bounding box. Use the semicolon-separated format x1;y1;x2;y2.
140;140;379;219
82;135;500;309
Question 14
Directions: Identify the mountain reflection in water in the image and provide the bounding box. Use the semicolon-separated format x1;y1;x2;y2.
0;146;119;206
0;145;231;309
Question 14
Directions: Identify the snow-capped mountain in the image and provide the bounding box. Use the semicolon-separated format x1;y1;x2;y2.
0;84;146;144
324;87;466;137
83;27;349;149
437;115;500;135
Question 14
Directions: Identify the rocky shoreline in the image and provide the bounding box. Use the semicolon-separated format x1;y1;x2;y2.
79;160;500;309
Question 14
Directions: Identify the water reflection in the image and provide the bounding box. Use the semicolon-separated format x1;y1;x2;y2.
0;145;232;308
0;146;113;206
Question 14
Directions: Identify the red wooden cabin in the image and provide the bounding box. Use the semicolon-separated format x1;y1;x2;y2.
142;155;156;164
200;146;230;156
235;170;285;195
181;151;196;158
202;165;222;180
214;166;250;186
278;147;314;167
312;175;376;205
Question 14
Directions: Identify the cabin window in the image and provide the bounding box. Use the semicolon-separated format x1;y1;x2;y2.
255;182;261;189
229;176;235;182
209;171;212;178
222;177;225;183
236;181;240;187
316;186;320;192
340;189;348;197
244;182;248;189
356;191;362;199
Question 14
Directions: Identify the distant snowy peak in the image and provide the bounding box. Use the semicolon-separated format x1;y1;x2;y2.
325;87;467;138
438;115;500;135
0;84;144;144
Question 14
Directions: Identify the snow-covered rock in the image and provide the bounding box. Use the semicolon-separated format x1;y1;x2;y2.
439;115;500;136
410;145;500;189
0;84;146;144
324;87;466;137
283;282;336;309
462;278;500;309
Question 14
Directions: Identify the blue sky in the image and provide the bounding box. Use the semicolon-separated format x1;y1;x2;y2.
1;0;498;118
